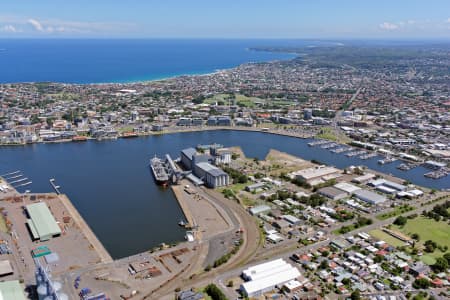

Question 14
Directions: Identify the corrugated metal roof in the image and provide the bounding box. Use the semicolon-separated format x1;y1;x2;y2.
26;202;61;240
0;280;26;300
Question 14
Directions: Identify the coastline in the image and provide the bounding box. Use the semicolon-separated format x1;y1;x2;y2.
0;125;315;147
0;43;298;85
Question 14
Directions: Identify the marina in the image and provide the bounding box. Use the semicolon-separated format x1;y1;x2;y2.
0;130;448;259
378;156;397;165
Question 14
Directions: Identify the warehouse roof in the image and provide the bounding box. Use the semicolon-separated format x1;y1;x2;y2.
241;259;300;296
0;260;13;276
293;166;340;181
334;182;361;194
353;189;387;204
249;205;271;215
26;202;61;240
0;280;26;300
318;186;348;199
181;148;197;160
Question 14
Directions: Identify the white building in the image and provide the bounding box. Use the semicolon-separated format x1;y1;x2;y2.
240;259;300;297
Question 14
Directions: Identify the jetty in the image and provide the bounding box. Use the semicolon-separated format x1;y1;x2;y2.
50;178;61;194
171;185;195;229
0;170;20;177
59;194;113;263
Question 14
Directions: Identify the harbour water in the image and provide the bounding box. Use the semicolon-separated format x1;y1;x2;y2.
1;130;448;258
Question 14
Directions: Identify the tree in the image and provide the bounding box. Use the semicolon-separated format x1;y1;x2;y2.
204;284;228;300
373;254;384;263
319;260;328;270
393;216;408;226
432;257;449;272
350;289;361;300
443;252;450;264
412;278;430;289
411;233;420;241
424;240;437;253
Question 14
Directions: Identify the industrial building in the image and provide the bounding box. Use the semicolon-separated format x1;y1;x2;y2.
207;116;231;126
291;166;340;185
0;280;26;300
26;202;61;241
368;179;406;191
0;260;13;277
318;186;348;200
240;259;300;297
334;182;361;194
249;205;271;216
194;162;229;188
180;148;197;170
353;189;387;205
180;147;230;188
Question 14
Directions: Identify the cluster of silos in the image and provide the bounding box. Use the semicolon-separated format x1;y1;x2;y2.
36;265;69;300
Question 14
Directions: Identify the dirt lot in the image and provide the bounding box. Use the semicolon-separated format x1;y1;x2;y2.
0;192;106;283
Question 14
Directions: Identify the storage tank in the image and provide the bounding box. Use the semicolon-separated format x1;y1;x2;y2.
52;281;62;292
57;292;69;300
37;284;48;300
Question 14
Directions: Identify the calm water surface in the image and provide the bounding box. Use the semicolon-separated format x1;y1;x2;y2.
1;130;447;258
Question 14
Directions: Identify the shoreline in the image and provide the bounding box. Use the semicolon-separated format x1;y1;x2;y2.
171;185;195;229
0;126;314;147
0;48;297;86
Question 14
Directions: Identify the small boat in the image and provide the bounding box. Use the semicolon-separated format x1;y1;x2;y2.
122;132;138;138
185;231;195;242
72;136;87;142
178;220;187;227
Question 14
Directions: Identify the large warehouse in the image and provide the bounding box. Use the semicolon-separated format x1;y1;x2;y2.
180;147;230;188
26;202;61;241
291;166;340;185
240;259;300;297
353;189;387;205
0;280;26;300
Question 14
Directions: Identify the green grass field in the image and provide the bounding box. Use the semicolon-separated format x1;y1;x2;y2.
204;93;264;108
369;229;406;247
420;255;437;265
394;216;450;258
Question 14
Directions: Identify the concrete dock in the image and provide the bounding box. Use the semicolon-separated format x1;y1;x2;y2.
59;194;113;263
171;185;195;228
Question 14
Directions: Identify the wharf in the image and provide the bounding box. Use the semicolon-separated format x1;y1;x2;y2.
171;185;195;229
59;194;113;263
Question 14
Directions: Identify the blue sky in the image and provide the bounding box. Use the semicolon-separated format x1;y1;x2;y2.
0;0;449;39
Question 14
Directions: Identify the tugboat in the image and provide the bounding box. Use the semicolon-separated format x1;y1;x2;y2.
149;156;169;186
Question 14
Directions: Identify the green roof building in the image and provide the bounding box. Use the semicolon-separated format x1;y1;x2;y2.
26;202;61;241
0;280;26;300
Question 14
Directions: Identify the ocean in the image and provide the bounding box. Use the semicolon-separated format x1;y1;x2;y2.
0;39;308;84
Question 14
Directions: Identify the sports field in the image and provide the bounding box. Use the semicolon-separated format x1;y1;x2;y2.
394;216;450;259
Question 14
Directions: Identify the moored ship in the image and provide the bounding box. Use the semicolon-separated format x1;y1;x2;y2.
150;156;169;186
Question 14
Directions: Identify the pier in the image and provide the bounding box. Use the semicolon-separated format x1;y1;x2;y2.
171;185;195;229
50;178;61;194
59;194;113;263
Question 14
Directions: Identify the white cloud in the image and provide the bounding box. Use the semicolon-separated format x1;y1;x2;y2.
28;18;45;32
0;16;136;35
0;25;19;33
379;22;399;31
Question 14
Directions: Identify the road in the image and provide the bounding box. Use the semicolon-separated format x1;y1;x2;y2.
209;193;450;299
